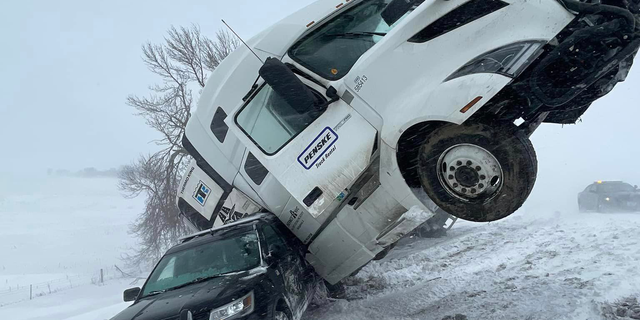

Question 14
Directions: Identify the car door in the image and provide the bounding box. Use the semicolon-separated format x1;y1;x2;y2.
582;184;599;210
261;224;308;314
226;77;377;222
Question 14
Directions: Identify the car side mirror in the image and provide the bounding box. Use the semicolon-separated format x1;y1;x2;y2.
123;287;141;302
259;57;320;114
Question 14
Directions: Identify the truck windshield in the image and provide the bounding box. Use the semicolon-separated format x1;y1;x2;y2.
289;0;411;80
140;231;260;297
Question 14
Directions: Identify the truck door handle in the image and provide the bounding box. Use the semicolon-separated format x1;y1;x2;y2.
303;187;323;207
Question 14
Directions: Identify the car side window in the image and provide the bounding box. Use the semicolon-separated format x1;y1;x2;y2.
155;256;176;280
262;225;287;254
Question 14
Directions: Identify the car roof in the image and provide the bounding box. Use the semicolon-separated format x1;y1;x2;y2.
177;212;277;244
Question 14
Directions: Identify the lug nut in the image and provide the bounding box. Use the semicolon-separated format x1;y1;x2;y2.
456;161;462;166
453;183;459;188
450;166;455;172
461;188;467;193
466;161;472;166
480;175;486;180
476;166;481;171
478;183;484;189
470;188;476;194
448;175;454;180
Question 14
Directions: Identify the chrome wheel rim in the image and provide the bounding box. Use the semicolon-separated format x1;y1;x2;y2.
436;143;504;202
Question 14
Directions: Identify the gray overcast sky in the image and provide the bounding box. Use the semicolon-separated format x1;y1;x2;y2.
0;0;314;173
1;0;639;212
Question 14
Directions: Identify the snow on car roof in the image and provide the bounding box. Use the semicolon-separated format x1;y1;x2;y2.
178;212;271;242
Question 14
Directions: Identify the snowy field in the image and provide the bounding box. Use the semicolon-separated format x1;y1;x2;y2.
0;174;143;319
307;210;640;320
1;178;640;320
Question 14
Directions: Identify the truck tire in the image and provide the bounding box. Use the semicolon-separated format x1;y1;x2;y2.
417;123;537;222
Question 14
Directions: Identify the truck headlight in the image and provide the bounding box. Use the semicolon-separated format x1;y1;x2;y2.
446;41;545;81
209;291;254;320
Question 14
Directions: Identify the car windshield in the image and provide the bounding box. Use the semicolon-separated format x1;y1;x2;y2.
140;231;260;297
288;0;413;80
599;183;637;193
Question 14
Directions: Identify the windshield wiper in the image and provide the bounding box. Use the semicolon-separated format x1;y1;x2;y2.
141;290;167;298
164;274;225;292
324;31;388;38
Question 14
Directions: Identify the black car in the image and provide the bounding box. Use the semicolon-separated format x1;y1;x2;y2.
111;213;318;320
578;181;640;213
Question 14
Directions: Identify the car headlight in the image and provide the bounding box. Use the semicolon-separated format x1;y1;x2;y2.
446;41;545;81
209;291;254;320
605;197;611;201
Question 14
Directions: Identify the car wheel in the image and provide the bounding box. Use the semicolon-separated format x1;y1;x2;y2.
417;123;537;222
578;200;585;213
274;310;289;320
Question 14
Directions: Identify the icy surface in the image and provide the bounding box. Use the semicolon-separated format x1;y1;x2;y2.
307;210;640;320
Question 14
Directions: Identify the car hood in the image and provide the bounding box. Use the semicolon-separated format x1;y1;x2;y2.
112;269;266;320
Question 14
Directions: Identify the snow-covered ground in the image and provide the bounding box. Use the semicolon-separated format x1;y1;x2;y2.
307;209;640;320
0;174;143;319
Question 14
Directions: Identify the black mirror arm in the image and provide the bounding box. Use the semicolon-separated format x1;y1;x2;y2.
318;86;340;109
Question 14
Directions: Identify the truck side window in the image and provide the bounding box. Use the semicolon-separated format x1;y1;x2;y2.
236;84;324;155
210;107;229;143
244;152;269;185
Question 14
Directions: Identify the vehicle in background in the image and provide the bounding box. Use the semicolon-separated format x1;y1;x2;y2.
177;0;640;284
578;181;640;213
111;213;317;320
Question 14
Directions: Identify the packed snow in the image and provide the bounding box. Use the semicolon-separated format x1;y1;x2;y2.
307;209;640;320
3;176;640;320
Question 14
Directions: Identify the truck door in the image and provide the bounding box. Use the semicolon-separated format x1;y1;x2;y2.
226;77;377;221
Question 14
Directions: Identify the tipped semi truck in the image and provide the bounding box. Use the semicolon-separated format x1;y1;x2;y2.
176;0;640;284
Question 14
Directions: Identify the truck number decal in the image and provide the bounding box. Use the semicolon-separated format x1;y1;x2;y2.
297;127;338;170
354;75;368;92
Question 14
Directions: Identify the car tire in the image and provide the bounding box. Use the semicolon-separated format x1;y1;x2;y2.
417;123;537;222
274;310;289;320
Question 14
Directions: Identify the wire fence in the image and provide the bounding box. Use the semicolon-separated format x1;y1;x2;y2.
0;265;131;307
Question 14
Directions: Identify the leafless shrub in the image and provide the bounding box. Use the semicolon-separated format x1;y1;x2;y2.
120;25;238;267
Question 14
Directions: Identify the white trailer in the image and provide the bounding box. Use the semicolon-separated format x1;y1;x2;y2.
177;0;640;284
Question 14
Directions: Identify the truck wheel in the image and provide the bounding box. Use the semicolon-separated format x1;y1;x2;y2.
417;123;537;222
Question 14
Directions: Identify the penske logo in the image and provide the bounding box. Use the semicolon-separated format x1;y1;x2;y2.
297;127;338;170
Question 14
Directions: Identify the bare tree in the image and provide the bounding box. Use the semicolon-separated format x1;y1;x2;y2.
120;25;239;267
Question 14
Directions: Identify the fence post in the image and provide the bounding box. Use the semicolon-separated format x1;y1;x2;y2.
29;284;32;300
100;269;104;284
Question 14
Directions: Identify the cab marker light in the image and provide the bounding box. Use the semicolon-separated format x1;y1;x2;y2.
306;21;315;28
336;3;344;8
460;96;482;113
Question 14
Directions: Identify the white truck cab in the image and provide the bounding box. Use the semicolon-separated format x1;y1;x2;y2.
177;0;640;283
